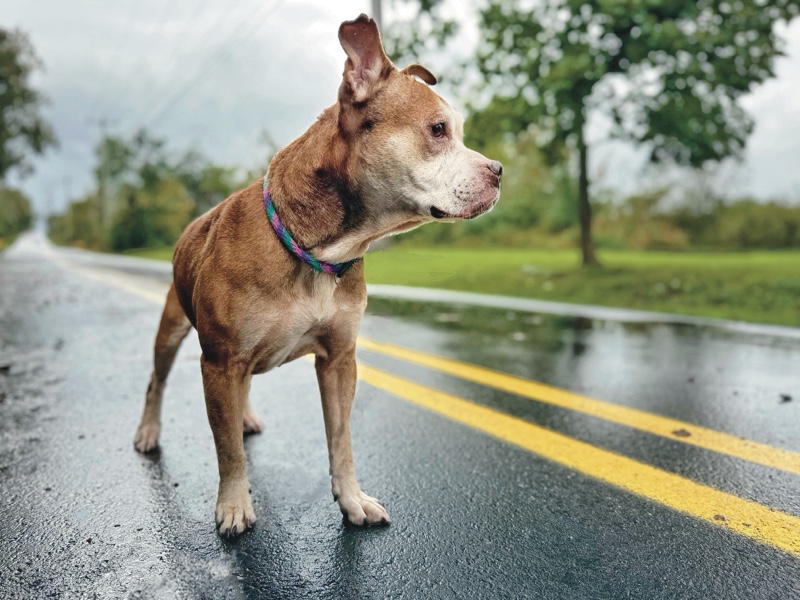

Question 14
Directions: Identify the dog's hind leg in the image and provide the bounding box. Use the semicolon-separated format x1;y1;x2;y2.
134;282;192;453
242;394;264;434
241;376;263;434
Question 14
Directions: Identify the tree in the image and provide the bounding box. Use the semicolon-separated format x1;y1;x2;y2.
383;0;458;63
476;0;799;265
0;186;33;244
50;127;244;250
0;28;56;181
110;178;194;251
465;104;579;237
48;195;105;250
172;150;239;216
92;128;177;230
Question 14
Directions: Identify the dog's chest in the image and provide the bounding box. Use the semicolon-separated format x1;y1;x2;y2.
245;274;357;372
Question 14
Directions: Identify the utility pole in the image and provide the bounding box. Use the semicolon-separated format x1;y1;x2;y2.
371;0;382;32
87;117;115;233
63;177;72;241
97;118;111;232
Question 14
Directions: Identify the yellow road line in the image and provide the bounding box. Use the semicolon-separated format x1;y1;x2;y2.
357;337;800;476
53;259;169;304
358;363;800;557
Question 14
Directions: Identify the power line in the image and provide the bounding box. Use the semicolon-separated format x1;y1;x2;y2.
83;0;143;121
107;0;191;120
146;0;285;129
126;0;246;123
146;0;284;127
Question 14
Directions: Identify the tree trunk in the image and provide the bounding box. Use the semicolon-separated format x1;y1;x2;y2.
577;125;599;267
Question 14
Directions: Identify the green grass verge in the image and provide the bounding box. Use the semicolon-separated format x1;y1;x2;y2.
124;246;800;327
122;247;175;261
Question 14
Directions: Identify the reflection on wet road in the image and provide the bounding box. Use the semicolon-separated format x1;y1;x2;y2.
2;233;799;599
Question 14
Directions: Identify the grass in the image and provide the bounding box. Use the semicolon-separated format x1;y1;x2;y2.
124;246;800;328
122;247;174;261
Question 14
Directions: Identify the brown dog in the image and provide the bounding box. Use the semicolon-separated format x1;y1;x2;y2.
133;14;501;537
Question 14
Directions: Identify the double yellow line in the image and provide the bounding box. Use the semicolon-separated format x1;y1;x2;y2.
358;338;800;477
355;337;800;558
57;259;800;557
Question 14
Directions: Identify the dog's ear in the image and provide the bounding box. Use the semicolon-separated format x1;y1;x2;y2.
401;64;437;86
338;14;393;104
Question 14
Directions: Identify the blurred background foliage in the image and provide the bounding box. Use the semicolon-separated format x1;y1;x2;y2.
0;186;33;248
3;3;800;258
0;28;56;181
0;27;54;247
41;118;800;255
391;0;800;264
47;128;266;250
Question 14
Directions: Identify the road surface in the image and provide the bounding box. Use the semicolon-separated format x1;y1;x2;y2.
1;232;799;599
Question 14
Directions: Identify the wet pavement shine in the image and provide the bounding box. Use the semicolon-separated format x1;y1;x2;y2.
1;233;799;599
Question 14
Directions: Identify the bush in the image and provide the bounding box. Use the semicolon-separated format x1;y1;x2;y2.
667;199;800;249
0;187;33;246
47;196;105;249
110;179;194;251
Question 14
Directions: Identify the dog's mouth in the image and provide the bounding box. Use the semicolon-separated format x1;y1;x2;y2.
430;196;498;221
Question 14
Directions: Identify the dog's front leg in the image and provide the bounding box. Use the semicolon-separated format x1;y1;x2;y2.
201;356;256;537
316;347;390;526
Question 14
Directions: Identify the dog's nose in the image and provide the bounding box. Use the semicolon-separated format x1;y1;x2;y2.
489;161;503;177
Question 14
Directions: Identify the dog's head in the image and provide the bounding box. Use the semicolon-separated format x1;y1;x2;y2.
336;14;501;231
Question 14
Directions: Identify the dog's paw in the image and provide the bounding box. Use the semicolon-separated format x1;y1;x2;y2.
337;490;390;527
242;410;263;434
215;481;256;538
133;422;160;453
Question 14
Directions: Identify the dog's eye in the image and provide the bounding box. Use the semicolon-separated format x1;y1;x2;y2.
431;122;445;138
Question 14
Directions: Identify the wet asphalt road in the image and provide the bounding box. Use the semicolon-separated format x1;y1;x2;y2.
1;232;799;599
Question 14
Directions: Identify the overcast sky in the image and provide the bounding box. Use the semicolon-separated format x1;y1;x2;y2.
4;0;800;216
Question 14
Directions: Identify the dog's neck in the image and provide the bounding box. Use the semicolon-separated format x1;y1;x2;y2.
266;106;370;264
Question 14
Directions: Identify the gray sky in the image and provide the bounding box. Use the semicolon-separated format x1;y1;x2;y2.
4;0;800;216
